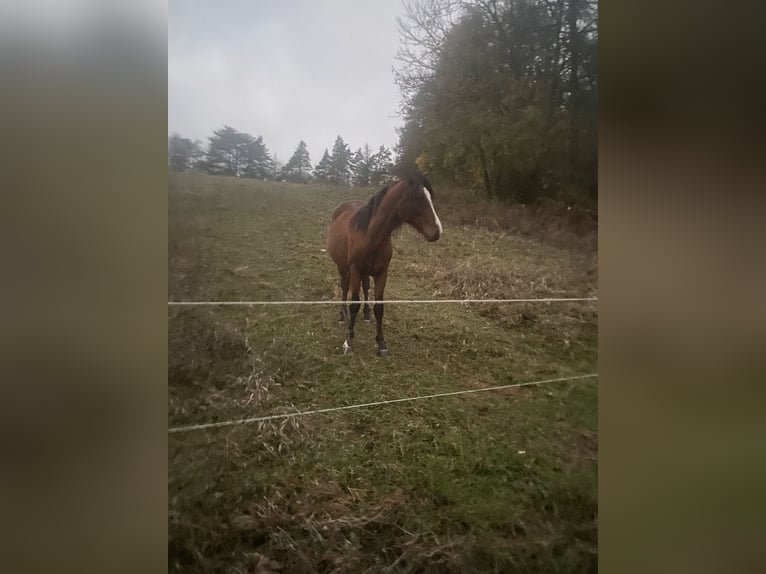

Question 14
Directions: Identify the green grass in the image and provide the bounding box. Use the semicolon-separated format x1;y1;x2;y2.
169;173;598;573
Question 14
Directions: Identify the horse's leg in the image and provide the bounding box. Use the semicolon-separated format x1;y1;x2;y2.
343;267;362;354
338;270;349;324
362;275;371;322
373;270;389;357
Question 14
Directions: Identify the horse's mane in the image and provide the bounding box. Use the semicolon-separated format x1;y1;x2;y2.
349;172;433;233
350;183;391;232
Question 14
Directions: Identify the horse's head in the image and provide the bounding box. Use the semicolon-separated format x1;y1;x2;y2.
398;173;442;242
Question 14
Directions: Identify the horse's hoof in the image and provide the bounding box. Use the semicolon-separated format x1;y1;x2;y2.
363;318;371;323
338;320;346;326
377;348;389;357
342;340;352;354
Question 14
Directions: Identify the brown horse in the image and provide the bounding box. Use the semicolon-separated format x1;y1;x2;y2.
326;172;442;356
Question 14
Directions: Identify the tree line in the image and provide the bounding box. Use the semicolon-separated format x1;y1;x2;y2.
394;0;597;207
168;127;395;187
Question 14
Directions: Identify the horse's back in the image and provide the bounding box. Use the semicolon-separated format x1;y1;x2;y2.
331;200;365;222
327;201;364;271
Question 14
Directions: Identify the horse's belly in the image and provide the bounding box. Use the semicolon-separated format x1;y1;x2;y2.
351;246;392;277
326;216;351;269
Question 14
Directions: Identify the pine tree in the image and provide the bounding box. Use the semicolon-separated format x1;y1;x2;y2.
369;145;394;187
348;148;360;186
241;134;274;180
203;125;246;176
282;140;313;183
313;149;332;183
202;126;274;179
328;135;351;186
352;144;373;187
168;134;204;172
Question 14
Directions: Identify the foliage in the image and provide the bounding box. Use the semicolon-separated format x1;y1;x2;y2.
328;135;352;186
168;134;204;172
240;134;275;180
350;147;368;186
313;148;332;183
281;140;313;183
369;145;395;187
201;125;245;177
395;0;597;207
202;125;275;180
350;143;395;188
170;128;397;188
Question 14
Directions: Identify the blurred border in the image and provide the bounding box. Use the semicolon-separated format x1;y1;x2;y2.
1;1;167;572
601;0;766;571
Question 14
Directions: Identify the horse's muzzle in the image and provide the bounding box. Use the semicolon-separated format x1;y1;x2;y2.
427;229;441;242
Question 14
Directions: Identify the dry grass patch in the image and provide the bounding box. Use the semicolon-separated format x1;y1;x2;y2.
168;174;598;573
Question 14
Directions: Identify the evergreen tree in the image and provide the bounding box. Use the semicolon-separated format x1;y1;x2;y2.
240;134;274;180
282;140;313;183
352;144;374;187
168;134;204;172
313;149;332;183
348;147;360;186
203;125;247;176
369;145;394;187
328;135;351;185
203;126;275;179
350;147;364;186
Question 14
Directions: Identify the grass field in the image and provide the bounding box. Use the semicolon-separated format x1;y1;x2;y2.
168;173;598;573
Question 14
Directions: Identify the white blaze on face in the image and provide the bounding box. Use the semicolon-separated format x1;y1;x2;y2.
422;187;443;238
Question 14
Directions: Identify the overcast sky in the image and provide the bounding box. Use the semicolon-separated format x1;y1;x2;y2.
169;0;408;165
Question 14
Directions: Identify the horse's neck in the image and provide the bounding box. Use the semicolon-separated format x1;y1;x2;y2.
366;197;401;249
